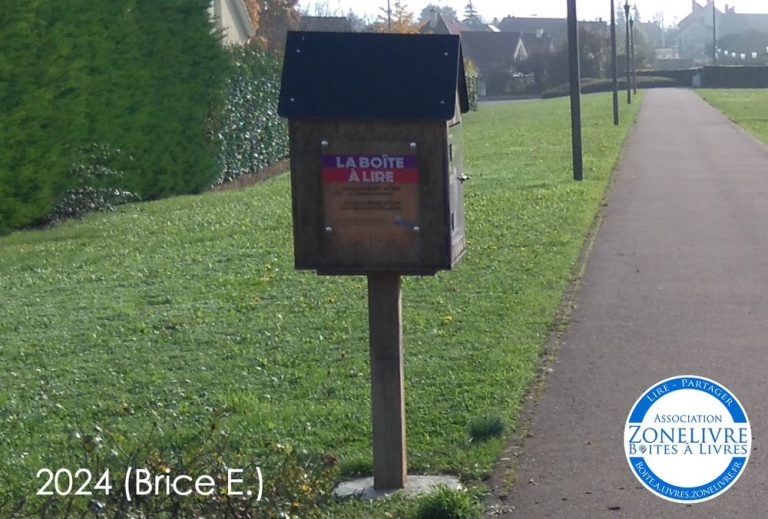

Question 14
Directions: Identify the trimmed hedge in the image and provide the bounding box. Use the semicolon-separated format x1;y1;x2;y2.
637;67;768;89
216;45;288;185
0;0;229;234
701;66;768;88
542;76;681;99
637;68;699;86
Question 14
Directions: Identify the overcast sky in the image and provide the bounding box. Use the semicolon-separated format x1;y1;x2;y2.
299;0;768;27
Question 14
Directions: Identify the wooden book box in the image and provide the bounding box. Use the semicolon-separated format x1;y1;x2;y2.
278;31;469;275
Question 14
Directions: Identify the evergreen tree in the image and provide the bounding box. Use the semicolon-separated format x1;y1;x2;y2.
463;1;484;29
0;0;229;232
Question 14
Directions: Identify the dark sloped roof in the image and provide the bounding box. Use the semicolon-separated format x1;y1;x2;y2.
521;33;553;56
298;16;352;32
678;8;768;38
499;16;607;39
460;32;523;72
278;32;469;121
678;7;716;30
421;12;472;35
439;13;471;35
731;13;768;34
582;20;609;33
499;16;565;35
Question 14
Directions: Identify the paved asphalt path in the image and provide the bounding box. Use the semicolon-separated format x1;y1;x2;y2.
501;89;768;517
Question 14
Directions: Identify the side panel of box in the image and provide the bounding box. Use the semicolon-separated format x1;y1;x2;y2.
448;121;467;267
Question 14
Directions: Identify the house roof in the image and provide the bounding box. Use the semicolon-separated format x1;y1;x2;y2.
678;0;739;31
498;16;607;40
278;32;469;121
460;32;525;73
499;16;565;35
724;13;768;35
298;16;352;32
677;3;768;37
521;32;554;56
678;3;720;30
582;20;609;33
420;12;472;35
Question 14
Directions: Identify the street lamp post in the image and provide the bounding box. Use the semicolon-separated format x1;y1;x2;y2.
567;0;583;181
624;1;631;104
610;0;619;125
630;17;636;95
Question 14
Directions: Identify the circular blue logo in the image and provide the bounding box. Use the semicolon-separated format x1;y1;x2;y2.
624;375;751;503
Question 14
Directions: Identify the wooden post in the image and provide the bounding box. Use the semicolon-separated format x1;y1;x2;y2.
367;273;407;489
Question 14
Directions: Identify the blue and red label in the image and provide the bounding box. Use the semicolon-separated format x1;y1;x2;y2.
321;155;418;184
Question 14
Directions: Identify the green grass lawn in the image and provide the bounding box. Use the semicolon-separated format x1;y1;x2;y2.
698;89;768;142
0;93;641;517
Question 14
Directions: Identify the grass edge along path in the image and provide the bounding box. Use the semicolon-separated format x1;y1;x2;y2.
698;89;768;144
0;93;642;517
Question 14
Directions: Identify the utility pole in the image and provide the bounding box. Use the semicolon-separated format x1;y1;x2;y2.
567;0;583;181
610;0;619;125
624;1;631;104
712;0;718;63
387;0;392;31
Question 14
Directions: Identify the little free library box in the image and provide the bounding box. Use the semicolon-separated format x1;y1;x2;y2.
278;31;469;275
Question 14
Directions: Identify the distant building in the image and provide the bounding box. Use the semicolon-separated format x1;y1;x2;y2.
655;46;694;70
460;31;528;66
498;16;608;45
677;1;768;62
677;1;719;61
421;11;472;35
639;21;665;50
521;31;556;57
422;10;510;35
460;32;529;96
298;16;353;32
421;12;558;97
210;0;255;46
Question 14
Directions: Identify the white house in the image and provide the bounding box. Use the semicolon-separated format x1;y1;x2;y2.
677;1;768;62
210;0;255;46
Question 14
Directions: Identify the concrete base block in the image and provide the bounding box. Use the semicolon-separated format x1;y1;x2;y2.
333;475;462;500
